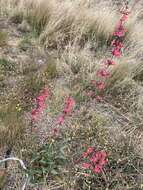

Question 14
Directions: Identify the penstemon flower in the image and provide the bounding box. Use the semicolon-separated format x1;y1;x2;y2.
96;69;110;78
64;97;76;114
31;89;49;121
57;97;75;125
111;39;124;49
96;81;105;90
82;162;91;169
104;59;116;66
90;4;129;96
57;115;65;125
120;14;128;21
83;147;94;158
81;148;108;174
112;47;121;57
113;21;126;37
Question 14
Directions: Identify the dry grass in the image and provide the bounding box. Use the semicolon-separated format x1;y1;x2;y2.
0;31;8;46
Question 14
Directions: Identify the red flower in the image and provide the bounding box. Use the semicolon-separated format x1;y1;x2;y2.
83;147;94;158
120;14;128;21
113;21;126;37
105;59;116;66
56;96;75;126
81;149;108;174
90;151;107;165
31;88;49;121
113;30;125;37
112;47;121;57
31;108;40;121
64;97;75;114
93;165;102;174
96;96;103;102
96;69;110;78
82;163;91;169
96;81;105;90
90;151;107;174
111;39;124;48
57;115;65;125
36;95;45;102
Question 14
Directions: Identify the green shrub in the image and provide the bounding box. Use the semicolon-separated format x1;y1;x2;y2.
0;58;15;71
44;61;58;79
19;37;32;51
28;140;69;183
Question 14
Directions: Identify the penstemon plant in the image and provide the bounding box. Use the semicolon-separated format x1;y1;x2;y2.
89;2;130;101
80;2;131;174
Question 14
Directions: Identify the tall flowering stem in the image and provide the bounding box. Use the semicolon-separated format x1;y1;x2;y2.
57;97;75;125
31;88;50;121
90;4;130;100
81;4;131;175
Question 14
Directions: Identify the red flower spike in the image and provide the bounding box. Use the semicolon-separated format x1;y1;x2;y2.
82;163;91;169
112;47;121;57
57;115;65;125
87;147;94;154
83;147;94;158
96;96;103;102
113;21;126;37
64;97;75;114
111;40;124;49
56;96;75;126
31;88;49;121
96;69;110;78
105;59;116;66
96;81;105;90
113;30;125;37
93;165;102;174
120;14;128;21
31;109;39;121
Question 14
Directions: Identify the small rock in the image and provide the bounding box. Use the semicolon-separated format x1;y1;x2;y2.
18;20;31;33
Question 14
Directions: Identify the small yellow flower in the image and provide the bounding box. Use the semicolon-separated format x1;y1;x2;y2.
16;104;22;112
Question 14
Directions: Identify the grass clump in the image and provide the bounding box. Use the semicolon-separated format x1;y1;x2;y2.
19;37;32;51
10;13;23;24
0;31;8;46
0;169;6;190
0;58;15;84
0;58;15;71
0;99;24;149
20;74;46;110
44;61;58;79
